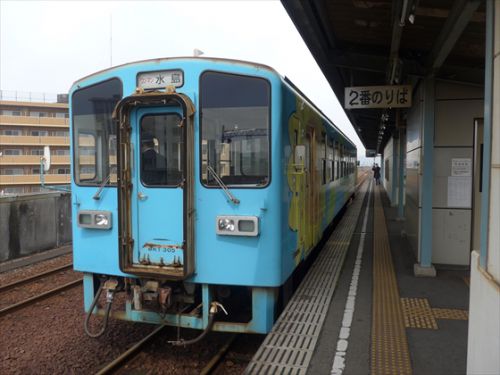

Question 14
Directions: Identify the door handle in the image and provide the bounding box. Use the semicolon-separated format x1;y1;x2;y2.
138;192;148;201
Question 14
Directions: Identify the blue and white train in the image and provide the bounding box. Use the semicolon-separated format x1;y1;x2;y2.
70;57;357;339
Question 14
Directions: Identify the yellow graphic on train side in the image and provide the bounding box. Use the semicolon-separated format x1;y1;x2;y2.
287;97;326;265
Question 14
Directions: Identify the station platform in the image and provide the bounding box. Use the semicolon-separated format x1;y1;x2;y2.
246;179;469;375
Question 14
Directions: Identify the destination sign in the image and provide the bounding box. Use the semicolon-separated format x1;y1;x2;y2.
345;85;412;109
137;70;183;90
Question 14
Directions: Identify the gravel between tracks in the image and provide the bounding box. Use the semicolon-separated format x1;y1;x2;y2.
0;285;157;374
0;254;263;374
0;253;73;286
115;330;263;375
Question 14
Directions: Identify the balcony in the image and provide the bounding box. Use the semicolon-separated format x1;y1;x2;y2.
0;115;68;128
0;174;71;186
0;135;70;146
0;155;70;165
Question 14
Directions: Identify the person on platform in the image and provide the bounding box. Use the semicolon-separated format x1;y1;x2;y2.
372;163;381;185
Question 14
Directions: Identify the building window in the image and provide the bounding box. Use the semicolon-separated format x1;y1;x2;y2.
54;149;70;155
2;129;21;136
1;168;24;175
57;168;70;175
31;149;44;155
32;167;41;174
31;130;49;137
53;131;69;137
3;149;22;155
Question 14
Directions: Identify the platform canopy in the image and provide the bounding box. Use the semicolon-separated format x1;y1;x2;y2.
281;0;485;152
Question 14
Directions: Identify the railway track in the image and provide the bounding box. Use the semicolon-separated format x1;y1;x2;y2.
95;328;238;375
0;263;82;317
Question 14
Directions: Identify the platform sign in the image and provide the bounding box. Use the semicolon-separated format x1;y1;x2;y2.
366;149;377;157
345;85;412;109
451;158;472;176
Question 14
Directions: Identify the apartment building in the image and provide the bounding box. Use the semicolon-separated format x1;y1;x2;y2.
0;92;70;195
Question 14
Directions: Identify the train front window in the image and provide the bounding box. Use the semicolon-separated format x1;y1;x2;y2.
200;71;270;187
72;78;122;185
140;113;183;187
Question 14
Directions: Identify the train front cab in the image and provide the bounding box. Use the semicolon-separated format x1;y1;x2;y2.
72;63;284;335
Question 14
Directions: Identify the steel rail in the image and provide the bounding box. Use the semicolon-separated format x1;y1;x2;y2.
0;278;82;317
0;263;73;294
95;324;167;375
200;334;237;375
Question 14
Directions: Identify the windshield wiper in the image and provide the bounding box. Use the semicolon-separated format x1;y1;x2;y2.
93;166;116;200
207;165;240;204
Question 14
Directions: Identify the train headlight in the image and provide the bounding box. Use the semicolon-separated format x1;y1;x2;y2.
216;216;259;236
218;218;235;232
95;214;109;227
78;210;112;230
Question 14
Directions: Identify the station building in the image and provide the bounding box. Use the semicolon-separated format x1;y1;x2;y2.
0;92;70;195
280;0;499;373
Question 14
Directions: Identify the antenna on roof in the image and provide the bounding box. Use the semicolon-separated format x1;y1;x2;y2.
193;49;204;57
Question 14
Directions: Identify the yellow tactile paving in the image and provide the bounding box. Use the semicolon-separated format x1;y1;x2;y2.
371;186;412;375
432;308;469;320
400;298;469;329
401;298;438;329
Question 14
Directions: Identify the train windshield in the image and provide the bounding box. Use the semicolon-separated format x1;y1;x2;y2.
200;72;270;187
71;79;122;185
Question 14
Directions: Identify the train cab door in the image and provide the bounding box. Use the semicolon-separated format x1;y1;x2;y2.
133;107;185;274
115;92;195;280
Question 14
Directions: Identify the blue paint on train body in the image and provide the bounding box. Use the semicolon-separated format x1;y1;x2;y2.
70;58;356;334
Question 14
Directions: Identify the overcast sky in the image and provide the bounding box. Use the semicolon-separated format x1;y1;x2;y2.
0;0;365;156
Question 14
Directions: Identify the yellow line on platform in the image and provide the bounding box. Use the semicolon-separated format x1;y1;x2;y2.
371;186;412;375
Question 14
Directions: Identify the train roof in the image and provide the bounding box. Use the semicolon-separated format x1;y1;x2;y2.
71;56;280;88
71;56;356;150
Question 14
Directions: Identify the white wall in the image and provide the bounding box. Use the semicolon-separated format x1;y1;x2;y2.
467;3;500;373
467;252;500;374
432;84;483;265
383;137;395;202
405;84;423;258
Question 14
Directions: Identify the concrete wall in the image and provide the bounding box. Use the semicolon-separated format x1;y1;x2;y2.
0;192;71;262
